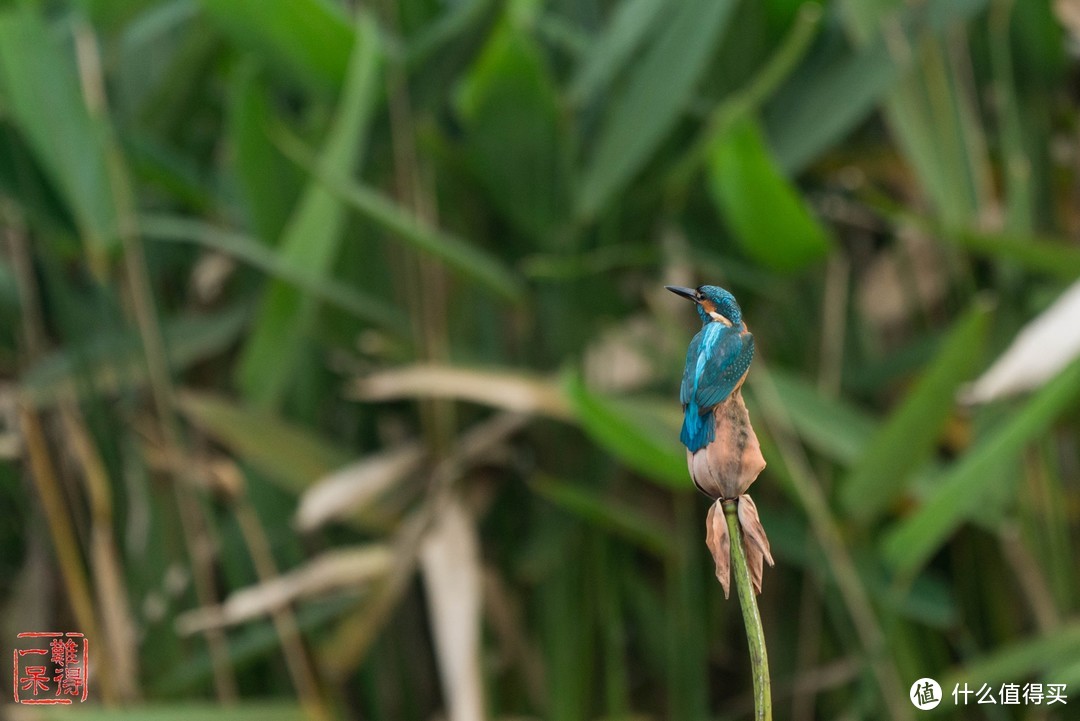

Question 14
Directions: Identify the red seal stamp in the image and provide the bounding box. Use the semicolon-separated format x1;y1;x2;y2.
13;632;88;704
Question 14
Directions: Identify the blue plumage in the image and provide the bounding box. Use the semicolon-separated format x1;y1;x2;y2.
667;285;754;453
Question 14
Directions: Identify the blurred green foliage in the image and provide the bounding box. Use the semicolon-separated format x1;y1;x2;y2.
1;0;1079;720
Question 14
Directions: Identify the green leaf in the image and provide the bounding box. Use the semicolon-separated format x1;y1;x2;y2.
766;0;992;174
564;372;688;490
764;40;896;174
883;358;1080;575
273;126;524;302
0;255;19;311
20;307;248;407
841;300;992;522
0;8;119;270
951;228;1080;279
457;20;569;244
706;115;833;271
530;474;675;558
140;213;404;331
236;13;381;408
759;369;876;465
872;569;957;629
200;0;353;92
884;49;987;228
176;390;352;495
941;622;1080;690
153;596;355;694
840;0;994;227
405;0;493;66
577;0;736;221
225;59;302;243
669;2;823;186
567;0;664;105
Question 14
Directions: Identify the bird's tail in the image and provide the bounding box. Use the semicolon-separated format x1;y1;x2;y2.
680;403;715;453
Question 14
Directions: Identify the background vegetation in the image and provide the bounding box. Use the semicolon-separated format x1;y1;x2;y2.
2;0;1079;719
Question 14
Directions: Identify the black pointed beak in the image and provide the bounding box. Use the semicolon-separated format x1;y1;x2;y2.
665;285;700;303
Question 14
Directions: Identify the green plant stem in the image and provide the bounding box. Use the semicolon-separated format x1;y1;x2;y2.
724;499;772;721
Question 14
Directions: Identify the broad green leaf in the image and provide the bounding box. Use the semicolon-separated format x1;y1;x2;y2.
951;229;1080;279
201;0;353;92
75;0;162;32
530;474;675;557
405;0;492;65
124;132;213;211
841;300;992;522
766;0;992;174
153;597;355;694
841;0;994;227
564;373;687;490
273;127;524;301
20;307;248;407
665;495;709;721
540;525;594;721
843;549;958;628
567;0;664;105
0;256;18;311
0;9;119;271
989;0;1035;235
883;358;1080;575
117;0;199;50
521;244;659;280
122;6;219;136
707;115;833;271
577;0;736;221
225;59;302;244
457;21;569;244
765;39;896;174
140;214;404;331
759;370;876;465
176;390;352;495
871;568;957;629
670;2;823;185
885;45;988;228
941;622;1080;690
236;13;381;407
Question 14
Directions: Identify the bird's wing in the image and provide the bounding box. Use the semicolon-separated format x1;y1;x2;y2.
682;325;754;411
679;329;706;406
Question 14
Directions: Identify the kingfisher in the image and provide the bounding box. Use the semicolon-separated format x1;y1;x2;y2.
667;285;754;454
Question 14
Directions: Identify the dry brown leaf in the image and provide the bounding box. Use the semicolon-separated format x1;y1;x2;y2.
420;498;485;721
737;494;774;595
705;501;731;599
316;413;528;681
349;365;571;420
294;444;425;531
175;545;393;634
961;280;1080;403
